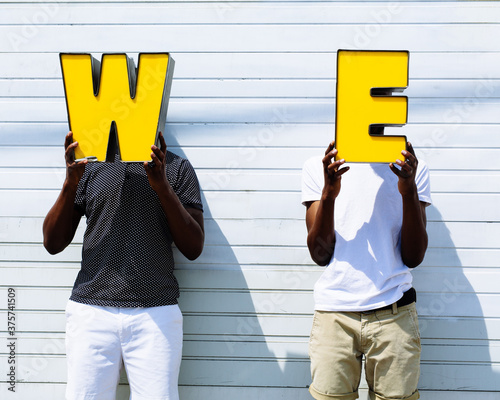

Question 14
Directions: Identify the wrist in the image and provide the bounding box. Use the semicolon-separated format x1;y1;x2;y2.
151;180;177;204
321;185;338;201
151;177;171;193
399;179;418;197
401;187;419;202
62;177;80;193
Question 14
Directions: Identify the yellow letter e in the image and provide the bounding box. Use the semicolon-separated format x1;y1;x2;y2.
335;50;409;163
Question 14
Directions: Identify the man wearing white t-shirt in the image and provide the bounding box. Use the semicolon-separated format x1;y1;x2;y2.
302;141;431;400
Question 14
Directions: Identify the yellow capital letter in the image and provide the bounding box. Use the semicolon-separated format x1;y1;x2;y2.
335;50;409;163
60;53;174;162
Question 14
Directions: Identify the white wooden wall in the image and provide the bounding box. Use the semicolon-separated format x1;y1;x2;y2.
1;1;499;399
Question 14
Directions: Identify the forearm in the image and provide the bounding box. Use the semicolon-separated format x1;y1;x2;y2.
400;191;428;268
156;183;204;260
306;191;337;266
390;142;428;267
43;180;81;254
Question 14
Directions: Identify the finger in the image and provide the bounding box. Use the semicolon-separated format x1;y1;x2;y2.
401;150;416;164
336;165;350;177
390;161;412;178
65;141;79;162
158;133;167;163
151;145;164;164
407;141;416;158
324;141;335;156
401;144;417;161
405;142;418;169
150;150;161;167
326;159;347;175
145;158;157;172
66;141;78;151
326;165;349;181
72;158;88;167
143;160;157;177
389;163;405;178
322;148;338;166
401;162;413;175
159;132;167;154
395;158;412;172
64;131;73;150
332;158;346;170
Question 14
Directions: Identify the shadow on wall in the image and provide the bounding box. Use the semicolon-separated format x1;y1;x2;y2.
104;154;294;398
113;134;499;399
413;206;499;393
160;131;309;399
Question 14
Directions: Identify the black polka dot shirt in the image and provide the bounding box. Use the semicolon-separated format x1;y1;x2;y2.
70;151;203;307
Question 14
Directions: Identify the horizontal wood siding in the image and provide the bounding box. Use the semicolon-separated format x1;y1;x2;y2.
0;1;499;399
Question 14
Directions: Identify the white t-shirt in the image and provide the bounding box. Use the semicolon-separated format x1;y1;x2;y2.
301;156;432;312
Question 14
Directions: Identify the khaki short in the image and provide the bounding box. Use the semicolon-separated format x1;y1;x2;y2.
309;303;421;400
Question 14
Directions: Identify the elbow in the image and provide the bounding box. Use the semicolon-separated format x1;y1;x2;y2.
402;246;427;269
42;220;63;255
403;256;424;269
43;239;63;255
307;236;334;267
182;236;204;261
312;256;330;267
42;227;68;255
308;244;331;266
401;233;428;269
185;248;203;261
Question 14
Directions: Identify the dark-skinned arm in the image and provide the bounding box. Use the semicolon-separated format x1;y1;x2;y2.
144;132;204;261
305;142;349;266
390;142;428;268
43;132;87;254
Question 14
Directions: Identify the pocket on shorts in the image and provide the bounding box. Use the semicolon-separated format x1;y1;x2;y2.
309;312;320;340
65;299;77;319
308;311;323;358
406;304;421;344
173;304;183;322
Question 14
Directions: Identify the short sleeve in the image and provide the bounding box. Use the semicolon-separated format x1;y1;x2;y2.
415;160;432;206
174;159;204;211
301;155;324;206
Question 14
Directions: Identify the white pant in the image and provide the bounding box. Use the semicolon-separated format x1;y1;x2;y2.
65;300;183;400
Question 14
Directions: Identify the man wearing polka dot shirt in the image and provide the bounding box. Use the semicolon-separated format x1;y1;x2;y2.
43;131;204;400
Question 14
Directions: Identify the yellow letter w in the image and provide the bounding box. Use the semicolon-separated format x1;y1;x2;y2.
60;53;174;162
